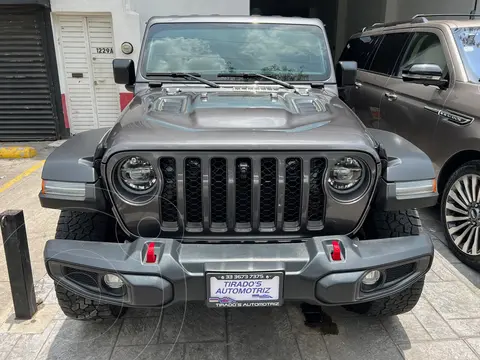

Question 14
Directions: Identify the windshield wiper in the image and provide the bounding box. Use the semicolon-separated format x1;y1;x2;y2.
146;72;220;88
217;73;295;89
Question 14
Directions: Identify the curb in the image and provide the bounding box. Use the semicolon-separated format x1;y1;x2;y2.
0;147;37;159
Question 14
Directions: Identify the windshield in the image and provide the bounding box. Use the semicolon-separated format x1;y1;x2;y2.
452;27;480;82
142;22;331;81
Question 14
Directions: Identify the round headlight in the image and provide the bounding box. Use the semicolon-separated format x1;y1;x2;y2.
118;156;157;193
328;157;365;193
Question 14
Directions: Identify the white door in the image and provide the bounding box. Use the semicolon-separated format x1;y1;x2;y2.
57;15;120;134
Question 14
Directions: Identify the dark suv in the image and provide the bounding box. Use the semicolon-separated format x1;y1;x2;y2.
40;16;437;321
340;14;480;270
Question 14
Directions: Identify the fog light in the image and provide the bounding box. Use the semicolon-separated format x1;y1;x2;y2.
362;270;381;286
103;274;124;289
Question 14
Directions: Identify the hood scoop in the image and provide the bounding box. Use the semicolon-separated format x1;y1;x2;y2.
146;92;333;131
155;97;185;113
294;99;325;115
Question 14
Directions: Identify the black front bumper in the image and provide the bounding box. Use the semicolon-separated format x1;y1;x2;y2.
44;235;433;308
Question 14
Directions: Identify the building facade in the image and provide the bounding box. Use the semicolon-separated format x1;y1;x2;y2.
1;0;477;139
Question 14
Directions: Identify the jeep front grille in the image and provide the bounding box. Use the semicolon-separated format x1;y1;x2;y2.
158;154;327;234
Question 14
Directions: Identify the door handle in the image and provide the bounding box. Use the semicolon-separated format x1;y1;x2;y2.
355;81;362;89
384;92;397;101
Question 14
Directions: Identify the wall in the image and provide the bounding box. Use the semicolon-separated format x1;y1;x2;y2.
338;0;386;51
345;0;386;37
131;0;250;32
50;0;141;118
335;0;348;61
391;0;476;21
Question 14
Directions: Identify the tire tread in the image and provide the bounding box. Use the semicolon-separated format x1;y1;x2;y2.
53;210;125;321
346;209;425;317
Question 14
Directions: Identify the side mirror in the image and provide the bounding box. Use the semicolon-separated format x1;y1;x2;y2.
402;64;448;88
113;59;135;85
336;61;357;87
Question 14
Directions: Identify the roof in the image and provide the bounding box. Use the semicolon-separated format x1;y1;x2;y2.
356;15;480;37
439;19;480;28
146;15;324;27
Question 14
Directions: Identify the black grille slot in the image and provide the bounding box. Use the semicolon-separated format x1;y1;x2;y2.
308;158;327;229
160;158;178;224
284;158;302;226
185;158;203;226
260;158;277;227
385;263;416;283
210;158;227;225
235;158;252;227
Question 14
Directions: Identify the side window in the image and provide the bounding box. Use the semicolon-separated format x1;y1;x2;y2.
339;36;380;69
369;32;411;75
397;32;448;77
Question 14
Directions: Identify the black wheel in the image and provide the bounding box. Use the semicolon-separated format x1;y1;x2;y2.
53;211;126;321
363;208;421;239
441;161;480;271
345;209;425;317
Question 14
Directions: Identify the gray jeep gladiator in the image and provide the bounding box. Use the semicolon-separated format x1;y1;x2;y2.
40;16;438;321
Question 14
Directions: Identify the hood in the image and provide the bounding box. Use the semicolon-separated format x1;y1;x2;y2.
103;88;378;160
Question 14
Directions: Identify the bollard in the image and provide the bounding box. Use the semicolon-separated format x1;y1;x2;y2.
0;210;37;319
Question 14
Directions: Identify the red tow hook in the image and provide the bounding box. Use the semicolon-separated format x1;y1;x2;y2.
146;242;157;263
331;240;342;261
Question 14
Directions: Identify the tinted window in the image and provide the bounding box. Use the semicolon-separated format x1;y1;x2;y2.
369;33;410;75
397;32;448;77
452;27;480;82
339;36;380;69
142;23;331;81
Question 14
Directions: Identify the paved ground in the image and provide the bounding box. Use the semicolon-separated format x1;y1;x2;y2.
0;154;479;360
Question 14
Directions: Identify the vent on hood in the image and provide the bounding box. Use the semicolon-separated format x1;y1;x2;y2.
294;99;324;114
155;97;185;113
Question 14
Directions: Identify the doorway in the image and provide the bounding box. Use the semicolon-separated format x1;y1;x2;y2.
55;14;120;134
250;0;339;55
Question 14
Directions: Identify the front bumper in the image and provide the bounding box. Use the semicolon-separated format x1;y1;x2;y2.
44;235;433;308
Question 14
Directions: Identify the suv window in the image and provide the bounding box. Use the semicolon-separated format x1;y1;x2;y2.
369;33;410;75
339;36;380;69
452;27;480;83
397;32;448;77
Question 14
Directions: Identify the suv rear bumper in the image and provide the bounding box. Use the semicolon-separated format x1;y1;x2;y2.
44;235;433;308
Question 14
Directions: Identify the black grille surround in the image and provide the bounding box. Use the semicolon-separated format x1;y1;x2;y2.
260;158;277;227
184;157;203;229
210;158;228;225
105;151;378;239
284;158;302;227
159;158;178;225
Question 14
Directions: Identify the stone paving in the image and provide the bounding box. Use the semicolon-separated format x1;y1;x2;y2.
0;156;479;360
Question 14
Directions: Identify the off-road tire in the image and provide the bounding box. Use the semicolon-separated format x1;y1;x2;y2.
53;211;126;321
55;210;114;241
345;209;425;317
441;161;480;271
55;285;125;321
363;209;421;239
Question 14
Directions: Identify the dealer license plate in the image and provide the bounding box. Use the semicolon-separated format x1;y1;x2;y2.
206;272;284;308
